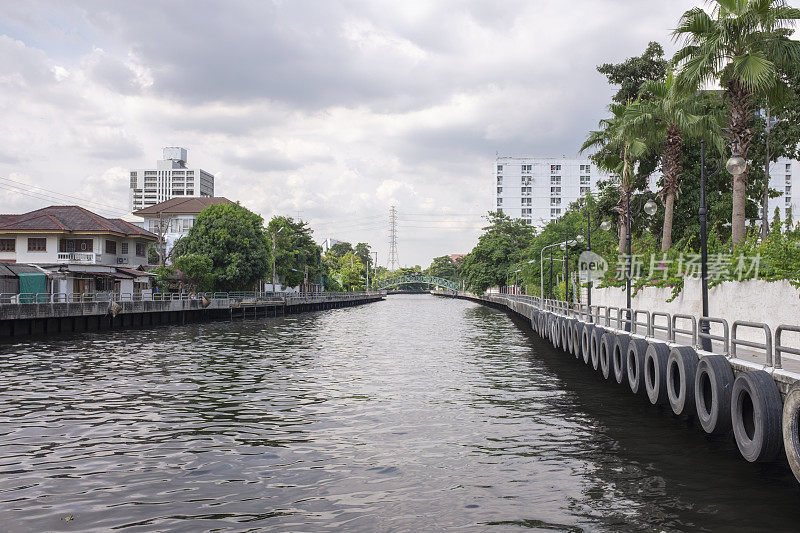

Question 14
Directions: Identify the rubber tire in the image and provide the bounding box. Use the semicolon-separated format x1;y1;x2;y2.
599;333;614;379
590;326;606;371
581;324;594;364
551;318;561;349
694;355;735;435
626;338;649;395
667;346;699;416
613;334;630;385
530;310;539;335
782;385;800;483
572;321;584;360
563;319;574;355
645;343;670;405
731;370;783;462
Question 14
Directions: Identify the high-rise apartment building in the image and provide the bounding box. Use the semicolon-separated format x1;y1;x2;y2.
763;157;799;224
495;156;622;228
129;147;214;212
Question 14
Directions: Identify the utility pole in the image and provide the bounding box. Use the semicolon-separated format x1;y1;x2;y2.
388;205;399;271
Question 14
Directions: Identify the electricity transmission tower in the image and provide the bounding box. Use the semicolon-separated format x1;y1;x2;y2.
388;205;399;271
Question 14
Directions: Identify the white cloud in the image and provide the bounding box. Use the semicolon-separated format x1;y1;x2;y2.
0;0;703;265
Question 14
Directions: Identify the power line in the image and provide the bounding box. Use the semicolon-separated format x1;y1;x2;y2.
0;175;128;215
0;183;126;219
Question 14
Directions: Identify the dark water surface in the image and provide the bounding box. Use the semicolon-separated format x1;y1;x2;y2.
1;294;799;532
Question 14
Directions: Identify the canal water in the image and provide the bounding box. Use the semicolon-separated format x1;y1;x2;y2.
1;294;799;532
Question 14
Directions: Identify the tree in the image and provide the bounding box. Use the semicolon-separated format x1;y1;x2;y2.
629;73;724;250
172;203;270;291
460;211;536;293
338;251;364;291
581;101;654;252
425;255;458;281
673;0;800;244
597;41;668;104
327;242;353;259
267;216;322;289
173;253;213;292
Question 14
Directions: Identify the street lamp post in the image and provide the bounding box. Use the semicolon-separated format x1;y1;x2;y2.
513;269;521;294
699;139;746;350
271;226;285;292
585;210;613;307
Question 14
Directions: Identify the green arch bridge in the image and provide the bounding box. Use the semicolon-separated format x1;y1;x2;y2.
376;274;459;292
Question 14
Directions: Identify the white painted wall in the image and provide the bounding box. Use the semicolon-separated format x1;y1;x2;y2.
591;278;800;352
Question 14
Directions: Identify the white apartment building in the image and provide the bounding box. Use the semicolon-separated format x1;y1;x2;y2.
129;147;215;212
495;156;615;227
763;158;799;225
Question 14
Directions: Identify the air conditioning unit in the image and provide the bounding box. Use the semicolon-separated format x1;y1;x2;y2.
117;257;129;264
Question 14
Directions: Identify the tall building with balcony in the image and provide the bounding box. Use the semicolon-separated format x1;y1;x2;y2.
129;147;215;212
495;156;618;228
763;158;799;225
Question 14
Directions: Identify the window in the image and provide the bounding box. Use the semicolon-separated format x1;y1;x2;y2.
27;238;46;252
580;164;591;172
550;208;561;217
787;197;793;206
551;186;561;195
787;163;792;173
497;176;503;184
521;177;531;185
497;186;503;194
105;240;117;255
551;176;561;185
497;165;503;172
129;173;137;188
521;164;532;173
580;186;591;195
497;208;503;214
523;198;532;206
523;219;532;225
550;164;561;174
136;242;147;257
497;198;503;206
580;176;591;184
522;208;532;216
0;239;14;252
121;242;129;255
551;197;561;206
59;239;91;252
787;185;792;194
521;187;532;196
186;190;194;195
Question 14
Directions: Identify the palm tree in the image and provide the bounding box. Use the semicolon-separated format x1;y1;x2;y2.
673;0;800;245
581;102;652;253
628;71;724;250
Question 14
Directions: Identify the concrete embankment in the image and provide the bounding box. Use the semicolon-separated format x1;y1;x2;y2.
0;293;385;340
433;290;800;487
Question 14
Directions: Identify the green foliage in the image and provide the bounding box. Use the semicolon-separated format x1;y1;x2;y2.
461;211;536;294
150;265;177;292
172;203;270;291
267;216;322;288
425;255;458;281
173;253;213;292
597;41;668;104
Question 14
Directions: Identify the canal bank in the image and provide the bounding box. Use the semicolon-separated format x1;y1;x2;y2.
433;290;800;488
0;291;385;340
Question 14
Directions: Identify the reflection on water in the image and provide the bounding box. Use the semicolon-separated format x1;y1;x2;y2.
0;294;798;532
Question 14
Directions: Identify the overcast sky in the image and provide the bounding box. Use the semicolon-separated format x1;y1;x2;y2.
0;0;701;267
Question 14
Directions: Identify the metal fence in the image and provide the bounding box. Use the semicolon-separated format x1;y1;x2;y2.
0;290;385;305
479;292;800;371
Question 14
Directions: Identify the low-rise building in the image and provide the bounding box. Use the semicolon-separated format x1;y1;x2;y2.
132;196;233;259
0;206;158;299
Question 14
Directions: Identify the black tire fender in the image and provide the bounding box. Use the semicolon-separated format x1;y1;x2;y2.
667;346;699;416
590;326;606;370
613;334;630;385
731;370;783;462
581;323;594;364
782;384;800;483
626;338;649;394
694;355;735;435
599;332;615;379
645;342;671;405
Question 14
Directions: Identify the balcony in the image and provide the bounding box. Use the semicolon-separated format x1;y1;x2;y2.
57;252;100;264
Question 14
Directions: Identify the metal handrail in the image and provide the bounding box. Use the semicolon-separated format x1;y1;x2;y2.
672;314;697;345
775;325;800;370
731;320;773;366
632;309;651;337
651;311;672;341
698;317;730;355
